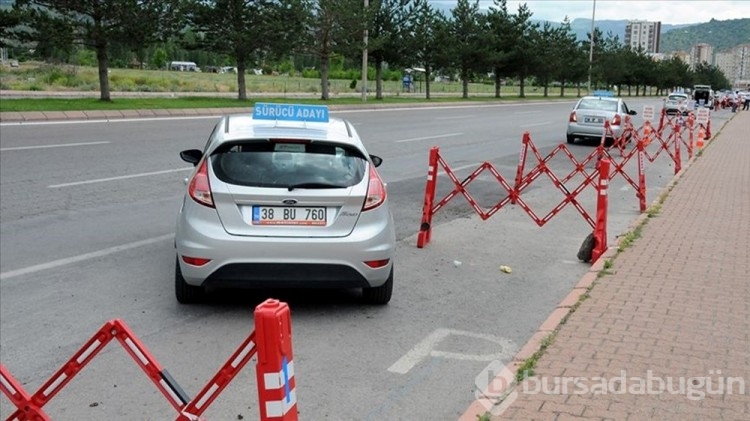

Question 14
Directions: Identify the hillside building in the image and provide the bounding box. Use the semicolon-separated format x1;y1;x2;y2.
624;20;662;53
715;43;750;88
690;43;714;68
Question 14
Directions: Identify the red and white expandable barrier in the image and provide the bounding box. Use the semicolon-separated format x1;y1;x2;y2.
1;299;298;421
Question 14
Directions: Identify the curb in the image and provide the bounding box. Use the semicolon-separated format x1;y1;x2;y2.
457;116;732;420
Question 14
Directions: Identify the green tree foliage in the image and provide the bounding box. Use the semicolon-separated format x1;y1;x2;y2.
449;0;488;99
303;0;366;100
505;3;536;97
660;18;750;53
404;0;448;99
7;0;182;101
187;0;309;100
152;47;168;70
485;0;513;98
366;0;412;100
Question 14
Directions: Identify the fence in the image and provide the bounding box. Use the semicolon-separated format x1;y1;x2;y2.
1;299;297;421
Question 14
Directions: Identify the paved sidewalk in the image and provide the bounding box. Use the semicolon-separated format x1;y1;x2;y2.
466;110;750;420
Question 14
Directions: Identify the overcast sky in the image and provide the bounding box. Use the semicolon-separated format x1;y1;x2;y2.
433;1;750;25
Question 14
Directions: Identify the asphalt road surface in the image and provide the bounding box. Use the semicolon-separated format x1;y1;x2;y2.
0;99;731;420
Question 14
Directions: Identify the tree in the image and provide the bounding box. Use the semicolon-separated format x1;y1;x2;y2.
554;17;586;97
188;0;308;101
404;0;447;99
10;0;183;101
529;21;561;97
485;0;513;98
505;3;536;97
449;0;488;99
304;0;365;100
365;0;412;100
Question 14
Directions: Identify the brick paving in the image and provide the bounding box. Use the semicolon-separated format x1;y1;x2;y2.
482;110;750;420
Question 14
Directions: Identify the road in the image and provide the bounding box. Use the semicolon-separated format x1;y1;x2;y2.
0;100;730;419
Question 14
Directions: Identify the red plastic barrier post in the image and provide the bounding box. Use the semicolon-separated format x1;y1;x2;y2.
417;147;439;248
512;132;531;204
591;159;611;263
636;137;647;213
255;299;297;421
673;120;682;175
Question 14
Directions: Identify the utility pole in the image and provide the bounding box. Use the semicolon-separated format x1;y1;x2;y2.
361;0;369;102
587;0;596;94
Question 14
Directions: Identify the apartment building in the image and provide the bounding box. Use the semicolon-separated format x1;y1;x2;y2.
691;43;714;68
624;20;662;53
715;44;750;87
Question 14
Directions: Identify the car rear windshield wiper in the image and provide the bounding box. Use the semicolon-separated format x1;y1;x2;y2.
285;182;348;191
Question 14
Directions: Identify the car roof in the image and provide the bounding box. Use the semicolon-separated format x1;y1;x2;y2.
207;104;365;152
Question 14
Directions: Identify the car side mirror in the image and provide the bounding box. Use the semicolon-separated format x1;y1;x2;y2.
180;149;203;166
629;110;638;116
370;155;383;168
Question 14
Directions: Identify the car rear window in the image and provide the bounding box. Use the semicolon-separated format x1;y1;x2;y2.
210;140;367;188
668;95;687;101
577;98;618;112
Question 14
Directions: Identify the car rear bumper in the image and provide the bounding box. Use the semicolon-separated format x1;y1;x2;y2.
567;122;624;139
175;200;396;289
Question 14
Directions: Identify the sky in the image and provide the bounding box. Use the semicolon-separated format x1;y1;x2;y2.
432;1;750;25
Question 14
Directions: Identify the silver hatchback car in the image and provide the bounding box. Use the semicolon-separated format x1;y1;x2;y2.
566;92;637;145
174;103;396;304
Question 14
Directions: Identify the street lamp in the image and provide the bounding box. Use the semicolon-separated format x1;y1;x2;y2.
587;0;596;93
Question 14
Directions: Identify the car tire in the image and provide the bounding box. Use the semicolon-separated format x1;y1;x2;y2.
566;135;575;144
362;268;393;305
175;258;205;304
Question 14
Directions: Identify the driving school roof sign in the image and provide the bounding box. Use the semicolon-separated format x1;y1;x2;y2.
253;103;329;123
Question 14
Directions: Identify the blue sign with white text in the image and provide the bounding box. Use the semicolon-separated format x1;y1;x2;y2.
253;103;329;123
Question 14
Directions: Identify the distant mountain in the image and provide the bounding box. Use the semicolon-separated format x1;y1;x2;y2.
659;18;750;53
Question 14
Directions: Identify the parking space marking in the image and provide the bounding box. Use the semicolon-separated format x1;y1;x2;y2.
0;141;110;151
0;234;174;281
387;328;516;374
394;133;463;143
48;167;193;188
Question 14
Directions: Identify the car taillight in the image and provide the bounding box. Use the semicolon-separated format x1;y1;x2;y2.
611;114;621;126
188;159;214;208
182;256;211;266
569;111;577;122
363;166;386;211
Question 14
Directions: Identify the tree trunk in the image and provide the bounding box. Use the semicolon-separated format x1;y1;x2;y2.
560;79;566;97
461;67;469;99
320;51;330;100
519;71;526;98
237;58;247;101
543;77;549;97
494;67;502;98
375;58;383;100
96;44;111;102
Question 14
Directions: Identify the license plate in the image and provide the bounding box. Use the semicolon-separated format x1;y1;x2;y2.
584;117;603;123
252;206;326;226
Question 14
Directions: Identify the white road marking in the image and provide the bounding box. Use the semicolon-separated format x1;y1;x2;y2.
48;167;193;188
395;133;463;143
0;115;221;127
0;234;174;281
0;141;110;151
438;162;482;175
521;122;552;128
387;328;516;374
